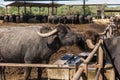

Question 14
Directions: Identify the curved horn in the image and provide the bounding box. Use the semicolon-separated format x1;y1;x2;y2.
98;24;110;36
37;28;57;37
86;39;95;49
109;26;112;37
98;31;106;35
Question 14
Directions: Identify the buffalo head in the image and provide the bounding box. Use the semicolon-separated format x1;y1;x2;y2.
0;24;82;80
37;24;80;46
77;30;100;51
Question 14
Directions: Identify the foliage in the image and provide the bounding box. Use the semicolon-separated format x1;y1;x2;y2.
0;5;120;16
0;7;5;15
9;6;18;15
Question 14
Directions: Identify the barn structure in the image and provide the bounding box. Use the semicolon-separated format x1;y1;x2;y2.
4;0;120;18
5;1;64;15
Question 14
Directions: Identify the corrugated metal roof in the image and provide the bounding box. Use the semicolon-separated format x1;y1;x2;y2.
4;0;120;7
6;1;64;7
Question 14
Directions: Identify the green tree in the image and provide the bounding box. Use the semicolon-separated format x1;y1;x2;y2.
0;7;5;15
9;6;18;15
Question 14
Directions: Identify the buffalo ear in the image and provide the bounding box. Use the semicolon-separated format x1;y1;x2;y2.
47;35;58;45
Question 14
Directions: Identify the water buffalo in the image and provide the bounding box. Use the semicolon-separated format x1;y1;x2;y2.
0;24;81;80
77;24;120;79
48;15;59;24
77;22;119;50
103;36;120;80
76;30;100;51
86;34;120;80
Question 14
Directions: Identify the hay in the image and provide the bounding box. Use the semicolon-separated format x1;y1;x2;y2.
0;20;4;24
93;19;110;24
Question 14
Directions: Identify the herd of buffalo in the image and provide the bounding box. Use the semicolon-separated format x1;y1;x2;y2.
0;15;120;80
0;14;93;24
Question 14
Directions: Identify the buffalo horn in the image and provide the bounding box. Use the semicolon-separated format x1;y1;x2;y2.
98;31;106;35
86;39;95;49
37;28;57;37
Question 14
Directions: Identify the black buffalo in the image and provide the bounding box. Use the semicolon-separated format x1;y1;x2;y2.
48;15;59;24
103;36;120;80
76;30;100;51
0;24;81;80
77;28;120;79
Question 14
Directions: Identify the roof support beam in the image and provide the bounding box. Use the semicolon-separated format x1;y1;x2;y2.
30;6;32;14
83;0;86;16
52;0;54;15
24;0;26;14
48;7;50;15
18;6;20;15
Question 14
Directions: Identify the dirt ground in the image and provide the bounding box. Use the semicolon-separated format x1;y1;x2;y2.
0;22;107;80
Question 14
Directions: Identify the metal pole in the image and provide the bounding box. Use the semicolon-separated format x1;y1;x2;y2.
56;7;57;15
5;6;8;15
68;5;70;15
52;0;54;15
83;0;85;16
24;0;26;14
48;7;50;15
18;6;20;15
39;7;42;15
30;6;32;14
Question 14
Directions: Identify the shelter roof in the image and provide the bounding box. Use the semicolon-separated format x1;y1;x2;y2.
6;1;64;7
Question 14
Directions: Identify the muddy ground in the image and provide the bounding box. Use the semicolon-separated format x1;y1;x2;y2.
0;22;107;80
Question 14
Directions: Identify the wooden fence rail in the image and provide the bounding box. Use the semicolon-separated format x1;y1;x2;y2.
73;39;103;80
0;63;75;69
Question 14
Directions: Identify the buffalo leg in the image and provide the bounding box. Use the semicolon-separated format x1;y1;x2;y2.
24;60;32;80
0;66;2;80
0;66;5;80
37;68;42;80
37;60;48;80
2;67;5;80
24;67;32;80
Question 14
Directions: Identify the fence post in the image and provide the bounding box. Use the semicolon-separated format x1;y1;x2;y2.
98;45;103;80
84;64;88;80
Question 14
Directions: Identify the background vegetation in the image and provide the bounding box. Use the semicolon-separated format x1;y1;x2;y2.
0;5;120;16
